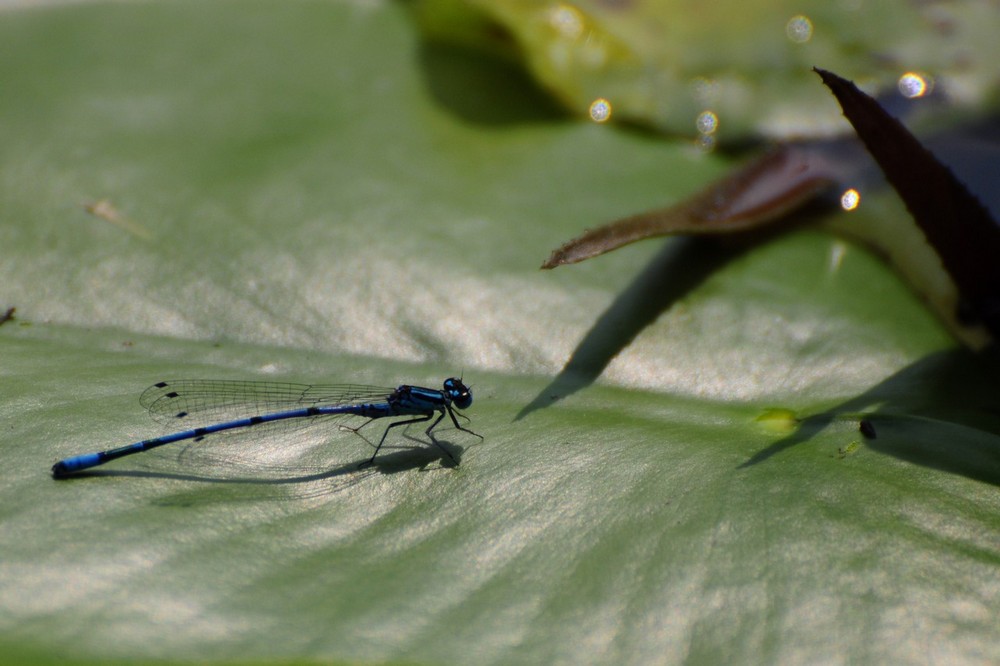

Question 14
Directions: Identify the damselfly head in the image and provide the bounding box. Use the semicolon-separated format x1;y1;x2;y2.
443;377;473;410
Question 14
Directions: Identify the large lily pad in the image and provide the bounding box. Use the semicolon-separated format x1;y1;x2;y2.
1;1;998;665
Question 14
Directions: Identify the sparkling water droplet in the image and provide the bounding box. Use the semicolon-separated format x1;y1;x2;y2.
898;72;931;98
840;188;860;211
786;15;813;43
589;98;612;123
696;110;718;135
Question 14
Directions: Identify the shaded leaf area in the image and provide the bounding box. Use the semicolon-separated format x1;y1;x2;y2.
521;236;746;417
2;2;999;665
742;346;1000;486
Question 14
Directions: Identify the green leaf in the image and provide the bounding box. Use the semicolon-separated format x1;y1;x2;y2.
1;2;998;665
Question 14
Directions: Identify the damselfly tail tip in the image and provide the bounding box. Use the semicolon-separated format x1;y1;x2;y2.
51;461;71;479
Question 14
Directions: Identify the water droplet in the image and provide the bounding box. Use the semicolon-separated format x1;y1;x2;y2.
695;110;718;135
840;188;860;211
785;15;813;43
898;72;931;98
549;4;584;40
589;98;612;123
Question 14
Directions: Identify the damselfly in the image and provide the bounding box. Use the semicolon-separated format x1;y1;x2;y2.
51;377;481;478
